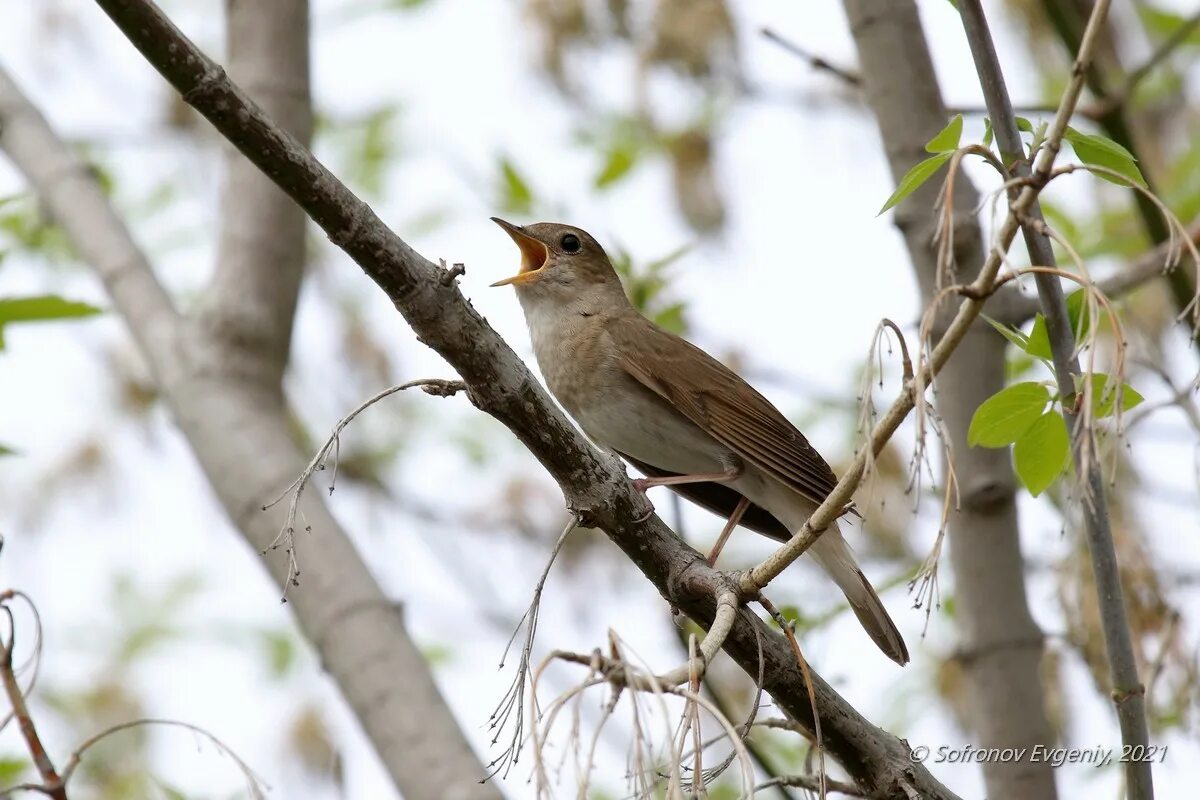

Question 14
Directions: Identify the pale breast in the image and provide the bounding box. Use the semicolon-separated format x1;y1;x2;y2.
523;302;729;475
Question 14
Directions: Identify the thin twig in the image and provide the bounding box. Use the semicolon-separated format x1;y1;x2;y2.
1091;9;1200;116
488;515;579;778
59;718;267;797
261;378;466;598
758;594;825;800
1001;217;1200;323
760;28;862;87
0;604;65;800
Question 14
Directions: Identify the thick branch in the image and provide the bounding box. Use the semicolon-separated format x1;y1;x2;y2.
0;72;181;379
958;2;1155;799
83;1;962;796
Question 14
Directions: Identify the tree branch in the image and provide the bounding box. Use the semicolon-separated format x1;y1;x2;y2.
195;0;313;390
81;0;966;796
1039;0;1200;345
0;67;501;800
958;2;1156;799
1002;217;1200;323
0;602;66;800
0;72;181;379
839;1;1060;797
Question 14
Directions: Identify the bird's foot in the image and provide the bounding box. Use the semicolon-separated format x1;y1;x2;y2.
630;480;656;522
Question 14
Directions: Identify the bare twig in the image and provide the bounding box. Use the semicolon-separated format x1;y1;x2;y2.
1002;218;1200;323
0;591;43;737
0;47;500;800
59;719;266;798
0;604;65;800
261;378;466;598
1090;8;1200;117
488;515;579;778
530;637;757;798
760;28;862;87
759;594;826;799
757;773;879;798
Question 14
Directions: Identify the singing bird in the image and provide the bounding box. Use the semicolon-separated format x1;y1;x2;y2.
491;219;908;665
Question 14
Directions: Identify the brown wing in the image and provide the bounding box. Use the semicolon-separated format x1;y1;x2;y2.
608;314;840;508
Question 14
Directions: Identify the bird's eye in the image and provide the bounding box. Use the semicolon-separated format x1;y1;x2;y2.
561;233;581;253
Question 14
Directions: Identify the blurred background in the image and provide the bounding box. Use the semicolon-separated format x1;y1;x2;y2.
1;0;1198;797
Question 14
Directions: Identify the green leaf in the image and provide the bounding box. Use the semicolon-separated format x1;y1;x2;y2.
0;755;29;783
982;118;994;148
1138;5;1200;47
0;443;16;457
878;152;952;215
0;295;103;349
1013;411;1071;496
1024;292;1091;360
260;629;297;678
652;302;687;335
1064;127;1147;187
1025;314;1052;359
981;313;1030;350
1014;116;1034;133
497;156;534;214
925;114;964;153
968;382;1052;447
1066;289;1092;340
594;144;638;189
1075;373;1145;418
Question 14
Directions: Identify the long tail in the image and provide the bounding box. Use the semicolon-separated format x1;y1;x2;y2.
809;525;909;665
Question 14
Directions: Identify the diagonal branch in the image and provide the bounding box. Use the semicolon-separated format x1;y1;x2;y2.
957;2;1156;799
0;72;181;378
83;0;965;796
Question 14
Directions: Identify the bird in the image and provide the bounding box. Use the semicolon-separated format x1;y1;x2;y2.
490;218;909;666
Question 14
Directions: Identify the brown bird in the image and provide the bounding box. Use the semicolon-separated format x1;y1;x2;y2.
491;219;908;665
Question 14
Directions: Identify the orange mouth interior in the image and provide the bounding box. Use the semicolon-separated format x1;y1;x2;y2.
491;218;548;286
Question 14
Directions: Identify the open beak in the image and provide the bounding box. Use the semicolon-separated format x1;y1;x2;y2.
490;217;548;287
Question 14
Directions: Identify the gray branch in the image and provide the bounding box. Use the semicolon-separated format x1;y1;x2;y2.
958;2;1155;798
195;0;314;390
1001;219;1200;323
839;2;1059;798
78;0;969;796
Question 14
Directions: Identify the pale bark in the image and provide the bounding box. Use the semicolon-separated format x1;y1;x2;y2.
839;2;1058;799
0;52;501;800
196;0;313;389
79;2;967;796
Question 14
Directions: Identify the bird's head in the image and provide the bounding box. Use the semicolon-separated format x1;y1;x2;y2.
490;219;622;299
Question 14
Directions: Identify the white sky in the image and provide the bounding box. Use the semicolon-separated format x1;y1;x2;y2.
1;0;1198;798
